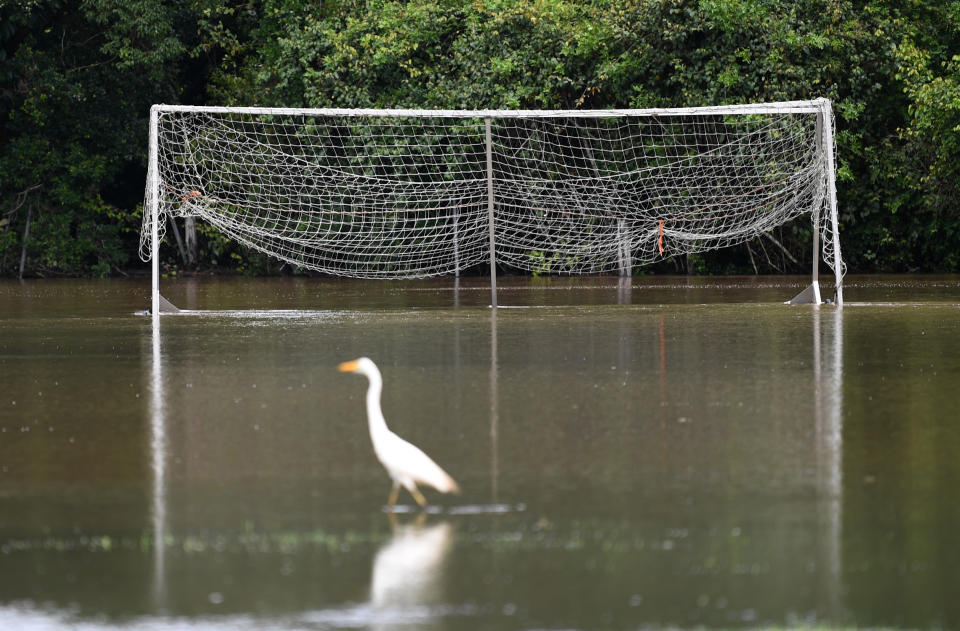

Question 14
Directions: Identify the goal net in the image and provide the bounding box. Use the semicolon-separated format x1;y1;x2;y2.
141;100;844;299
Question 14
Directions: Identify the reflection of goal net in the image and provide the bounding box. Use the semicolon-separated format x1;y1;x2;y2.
142;101;844;304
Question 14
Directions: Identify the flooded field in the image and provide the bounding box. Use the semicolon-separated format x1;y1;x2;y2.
1;275;959;629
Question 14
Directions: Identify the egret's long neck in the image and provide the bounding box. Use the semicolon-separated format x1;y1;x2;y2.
365;370;390;440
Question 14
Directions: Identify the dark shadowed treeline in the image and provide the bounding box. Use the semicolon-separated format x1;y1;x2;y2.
1;0;958;277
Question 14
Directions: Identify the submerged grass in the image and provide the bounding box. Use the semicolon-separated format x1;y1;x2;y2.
0;526;388;556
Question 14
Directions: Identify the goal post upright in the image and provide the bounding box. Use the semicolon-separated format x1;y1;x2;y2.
820;98;844;307
485;117;498;308
804;105;824;306
149;104;160;317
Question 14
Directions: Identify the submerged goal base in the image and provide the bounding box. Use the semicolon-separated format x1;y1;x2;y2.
157;294;181;314
787;282;822;305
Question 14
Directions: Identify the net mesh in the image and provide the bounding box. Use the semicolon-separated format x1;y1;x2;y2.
141;105;843;279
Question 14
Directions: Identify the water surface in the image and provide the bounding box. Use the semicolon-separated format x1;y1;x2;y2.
1;276;959;629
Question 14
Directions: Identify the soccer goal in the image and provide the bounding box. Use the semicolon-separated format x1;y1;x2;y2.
140;99;844;312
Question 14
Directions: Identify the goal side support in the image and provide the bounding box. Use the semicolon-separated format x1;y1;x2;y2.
824;98;844;307
788;98;843;307
148;105;182;314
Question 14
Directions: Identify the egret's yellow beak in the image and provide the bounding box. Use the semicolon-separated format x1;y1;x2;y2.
338;360;359;373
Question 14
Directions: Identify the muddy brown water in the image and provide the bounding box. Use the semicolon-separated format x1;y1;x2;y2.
1;275;958;629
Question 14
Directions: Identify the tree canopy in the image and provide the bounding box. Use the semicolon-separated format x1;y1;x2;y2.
2;0;958;276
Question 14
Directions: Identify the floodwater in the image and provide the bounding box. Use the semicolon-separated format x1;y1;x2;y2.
1;275;959;630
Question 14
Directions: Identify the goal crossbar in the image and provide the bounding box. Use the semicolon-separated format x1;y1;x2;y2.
142;99;844;312
150;99;826;118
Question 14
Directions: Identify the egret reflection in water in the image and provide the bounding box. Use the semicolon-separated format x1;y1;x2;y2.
371;519;455;623
299;517;457;630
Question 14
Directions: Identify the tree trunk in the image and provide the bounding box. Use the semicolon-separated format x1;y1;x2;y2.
185;216;198;267
18;203;33;280
169;216;188;264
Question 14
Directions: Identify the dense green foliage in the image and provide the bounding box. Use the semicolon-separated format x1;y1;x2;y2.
2;0;958;276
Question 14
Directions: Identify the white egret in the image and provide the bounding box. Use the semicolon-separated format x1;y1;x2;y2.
338;357;460;509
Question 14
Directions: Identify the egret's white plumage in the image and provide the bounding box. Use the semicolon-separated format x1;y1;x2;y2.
338;357;460;508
